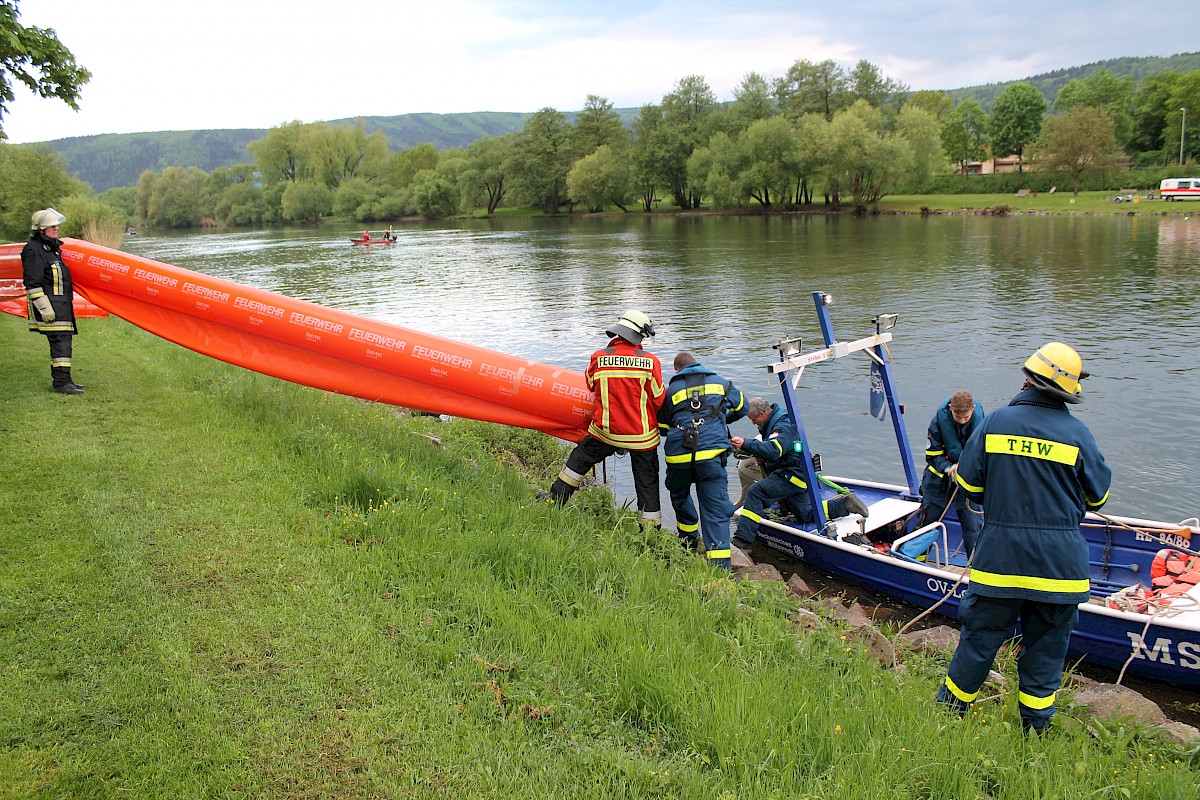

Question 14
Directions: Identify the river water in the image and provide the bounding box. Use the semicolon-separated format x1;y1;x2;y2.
124;214;1200;525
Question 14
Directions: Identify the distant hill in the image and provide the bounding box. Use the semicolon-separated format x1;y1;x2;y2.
950;51;1200;110
37;52;1199;193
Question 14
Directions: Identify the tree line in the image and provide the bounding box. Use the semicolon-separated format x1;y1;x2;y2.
3;54;1200;238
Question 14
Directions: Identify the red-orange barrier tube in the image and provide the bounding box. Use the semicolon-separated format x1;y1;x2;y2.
58;239;593;441
0;242;108;318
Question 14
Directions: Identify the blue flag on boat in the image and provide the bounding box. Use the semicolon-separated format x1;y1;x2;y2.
869;360;886;421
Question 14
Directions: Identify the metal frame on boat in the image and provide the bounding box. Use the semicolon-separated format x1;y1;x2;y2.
742;291;1200;687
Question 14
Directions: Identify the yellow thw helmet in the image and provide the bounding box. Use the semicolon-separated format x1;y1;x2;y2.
1023;342;1088;404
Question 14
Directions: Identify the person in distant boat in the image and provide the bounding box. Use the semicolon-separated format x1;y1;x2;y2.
542;311;665;528
22;208;84;395
917;390;985;555
657;352;747;570
730;397;870;547
362;230;370;241
937;342;1111;734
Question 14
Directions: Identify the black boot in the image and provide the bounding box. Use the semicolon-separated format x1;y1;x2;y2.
52;367;83;395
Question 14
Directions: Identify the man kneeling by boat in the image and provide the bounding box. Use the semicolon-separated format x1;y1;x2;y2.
730;396;869;547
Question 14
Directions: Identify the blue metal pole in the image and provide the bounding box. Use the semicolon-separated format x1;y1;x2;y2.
872;323;922;498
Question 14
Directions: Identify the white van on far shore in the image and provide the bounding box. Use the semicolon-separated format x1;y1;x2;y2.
1159;177;1200;200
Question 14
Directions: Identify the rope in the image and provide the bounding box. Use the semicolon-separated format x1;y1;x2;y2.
1114;592;1200;685
1086;513;1200;557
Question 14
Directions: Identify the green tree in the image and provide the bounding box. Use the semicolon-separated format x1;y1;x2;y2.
280;180;332;224
145;166;208;228
304;122;389;189
249;121;309;183
569;94;628;159
332;176;379;220
630;104;665;212
1033;106;1118;195
827;101;911;207
1164;71;1200;165
792;114;831;205
388;142;439;189
1054;68;1135;148
0;141;82;239
774;59;849;121
566;144;631;212
458;135;513;215
941;100;989;174
725;72;776;133
741;116;801;208
660;75;717;208
907;90;955;121
1129;71;1182;162
895;106;946;185
848;60;908;110
1;1;91;139
410;170;458;219
989;82;1048;172
687;131;745;209
214;182;266;226
508;107;572;213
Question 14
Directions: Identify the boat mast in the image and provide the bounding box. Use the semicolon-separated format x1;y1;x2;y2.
767;291;922;532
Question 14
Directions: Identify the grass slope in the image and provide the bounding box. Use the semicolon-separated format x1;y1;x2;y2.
1;316;1196;798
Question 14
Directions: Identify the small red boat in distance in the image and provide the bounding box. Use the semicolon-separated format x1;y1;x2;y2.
350;229;398;245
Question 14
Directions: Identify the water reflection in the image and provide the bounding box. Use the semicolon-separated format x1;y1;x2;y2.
124;215;1199;521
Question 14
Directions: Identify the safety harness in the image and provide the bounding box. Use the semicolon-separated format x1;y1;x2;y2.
676;376;732;464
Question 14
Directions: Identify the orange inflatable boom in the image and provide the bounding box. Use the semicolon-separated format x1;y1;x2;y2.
59;239;593;442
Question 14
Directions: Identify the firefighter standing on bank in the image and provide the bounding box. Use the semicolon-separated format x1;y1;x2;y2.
657;351;747;570
937;342;1111;733
544;311;665;527
22;208;84;395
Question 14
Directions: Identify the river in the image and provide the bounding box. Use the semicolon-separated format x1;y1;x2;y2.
124;214;1200;524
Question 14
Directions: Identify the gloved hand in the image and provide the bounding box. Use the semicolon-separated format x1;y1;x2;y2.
31;295;55;323
947;463;959;479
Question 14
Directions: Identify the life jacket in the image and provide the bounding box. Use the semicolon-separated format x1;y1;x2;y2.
1149;548;1200;597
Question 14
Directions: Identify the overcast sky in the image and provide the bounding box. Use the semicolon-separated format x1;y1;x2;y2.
4;0;1196;144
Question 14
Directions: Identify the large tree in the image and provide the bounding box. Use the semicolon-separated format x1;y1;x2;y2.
989;82;1047;172
566;144;631;212
774;59;849;121
941;100;989;174
1;1;91;139
1033;106;1119;196
1053;68;1135;149
508;107;572;213
458;135;513;215
568;94;628;160
660;75;718;208
0;141;83;238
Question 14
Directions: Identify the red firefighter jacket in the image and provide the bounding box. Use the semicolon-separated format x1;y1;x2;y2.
585;338;664;451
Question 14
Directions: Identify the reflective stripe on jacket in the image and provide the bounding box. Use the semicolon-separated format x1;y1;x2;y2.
585;338;665;451
658;363;746;464
955;387;1111;603
22;234;77;335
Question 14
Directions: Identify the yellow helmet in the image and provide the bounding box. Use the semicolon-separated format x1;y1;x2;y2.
1022;342;1088;404
606;309;655;344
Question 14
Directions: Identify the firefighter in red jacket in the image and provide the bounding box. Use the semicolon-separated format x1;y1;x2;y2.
545;310;665;526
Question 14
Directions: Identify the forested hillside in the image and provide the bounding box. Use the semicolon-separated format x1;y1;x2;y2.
951;51;1200;109
34;52;1200;192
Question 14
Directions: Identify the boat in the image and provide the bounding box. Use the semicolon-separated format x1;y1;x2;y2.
737;291;1200;687
350;231;397;245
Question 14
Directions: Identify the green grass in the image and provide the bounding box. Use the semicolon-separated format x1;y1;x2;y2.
2;315;1198;798
879;190;1196;216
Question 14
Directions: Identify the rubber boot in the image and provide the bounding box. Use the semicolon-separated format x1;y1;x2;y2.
52;367;83;395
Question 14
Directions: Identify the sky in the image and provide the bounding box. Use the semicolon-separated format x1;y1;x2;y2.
4;0;1197;144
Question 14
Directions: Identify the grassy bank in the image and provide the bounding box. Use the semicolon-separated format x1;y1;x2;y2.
2;315;1197;799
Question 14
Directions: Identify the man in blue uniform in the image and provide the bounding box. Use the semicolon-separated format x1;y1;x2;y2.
919;390;985;554
658;352;747;570
937;342;1111;733
730;397;870;547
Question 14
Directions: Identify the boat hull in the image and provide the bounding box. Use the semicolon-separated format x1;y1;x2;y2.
752;479;1200;687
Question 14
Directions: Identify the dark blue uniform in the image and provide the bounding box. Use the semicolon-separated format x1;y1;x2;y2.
919;397;985;554
938;386;1111;731
734;403;856;544
22;231;78;390
658;363;746;569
